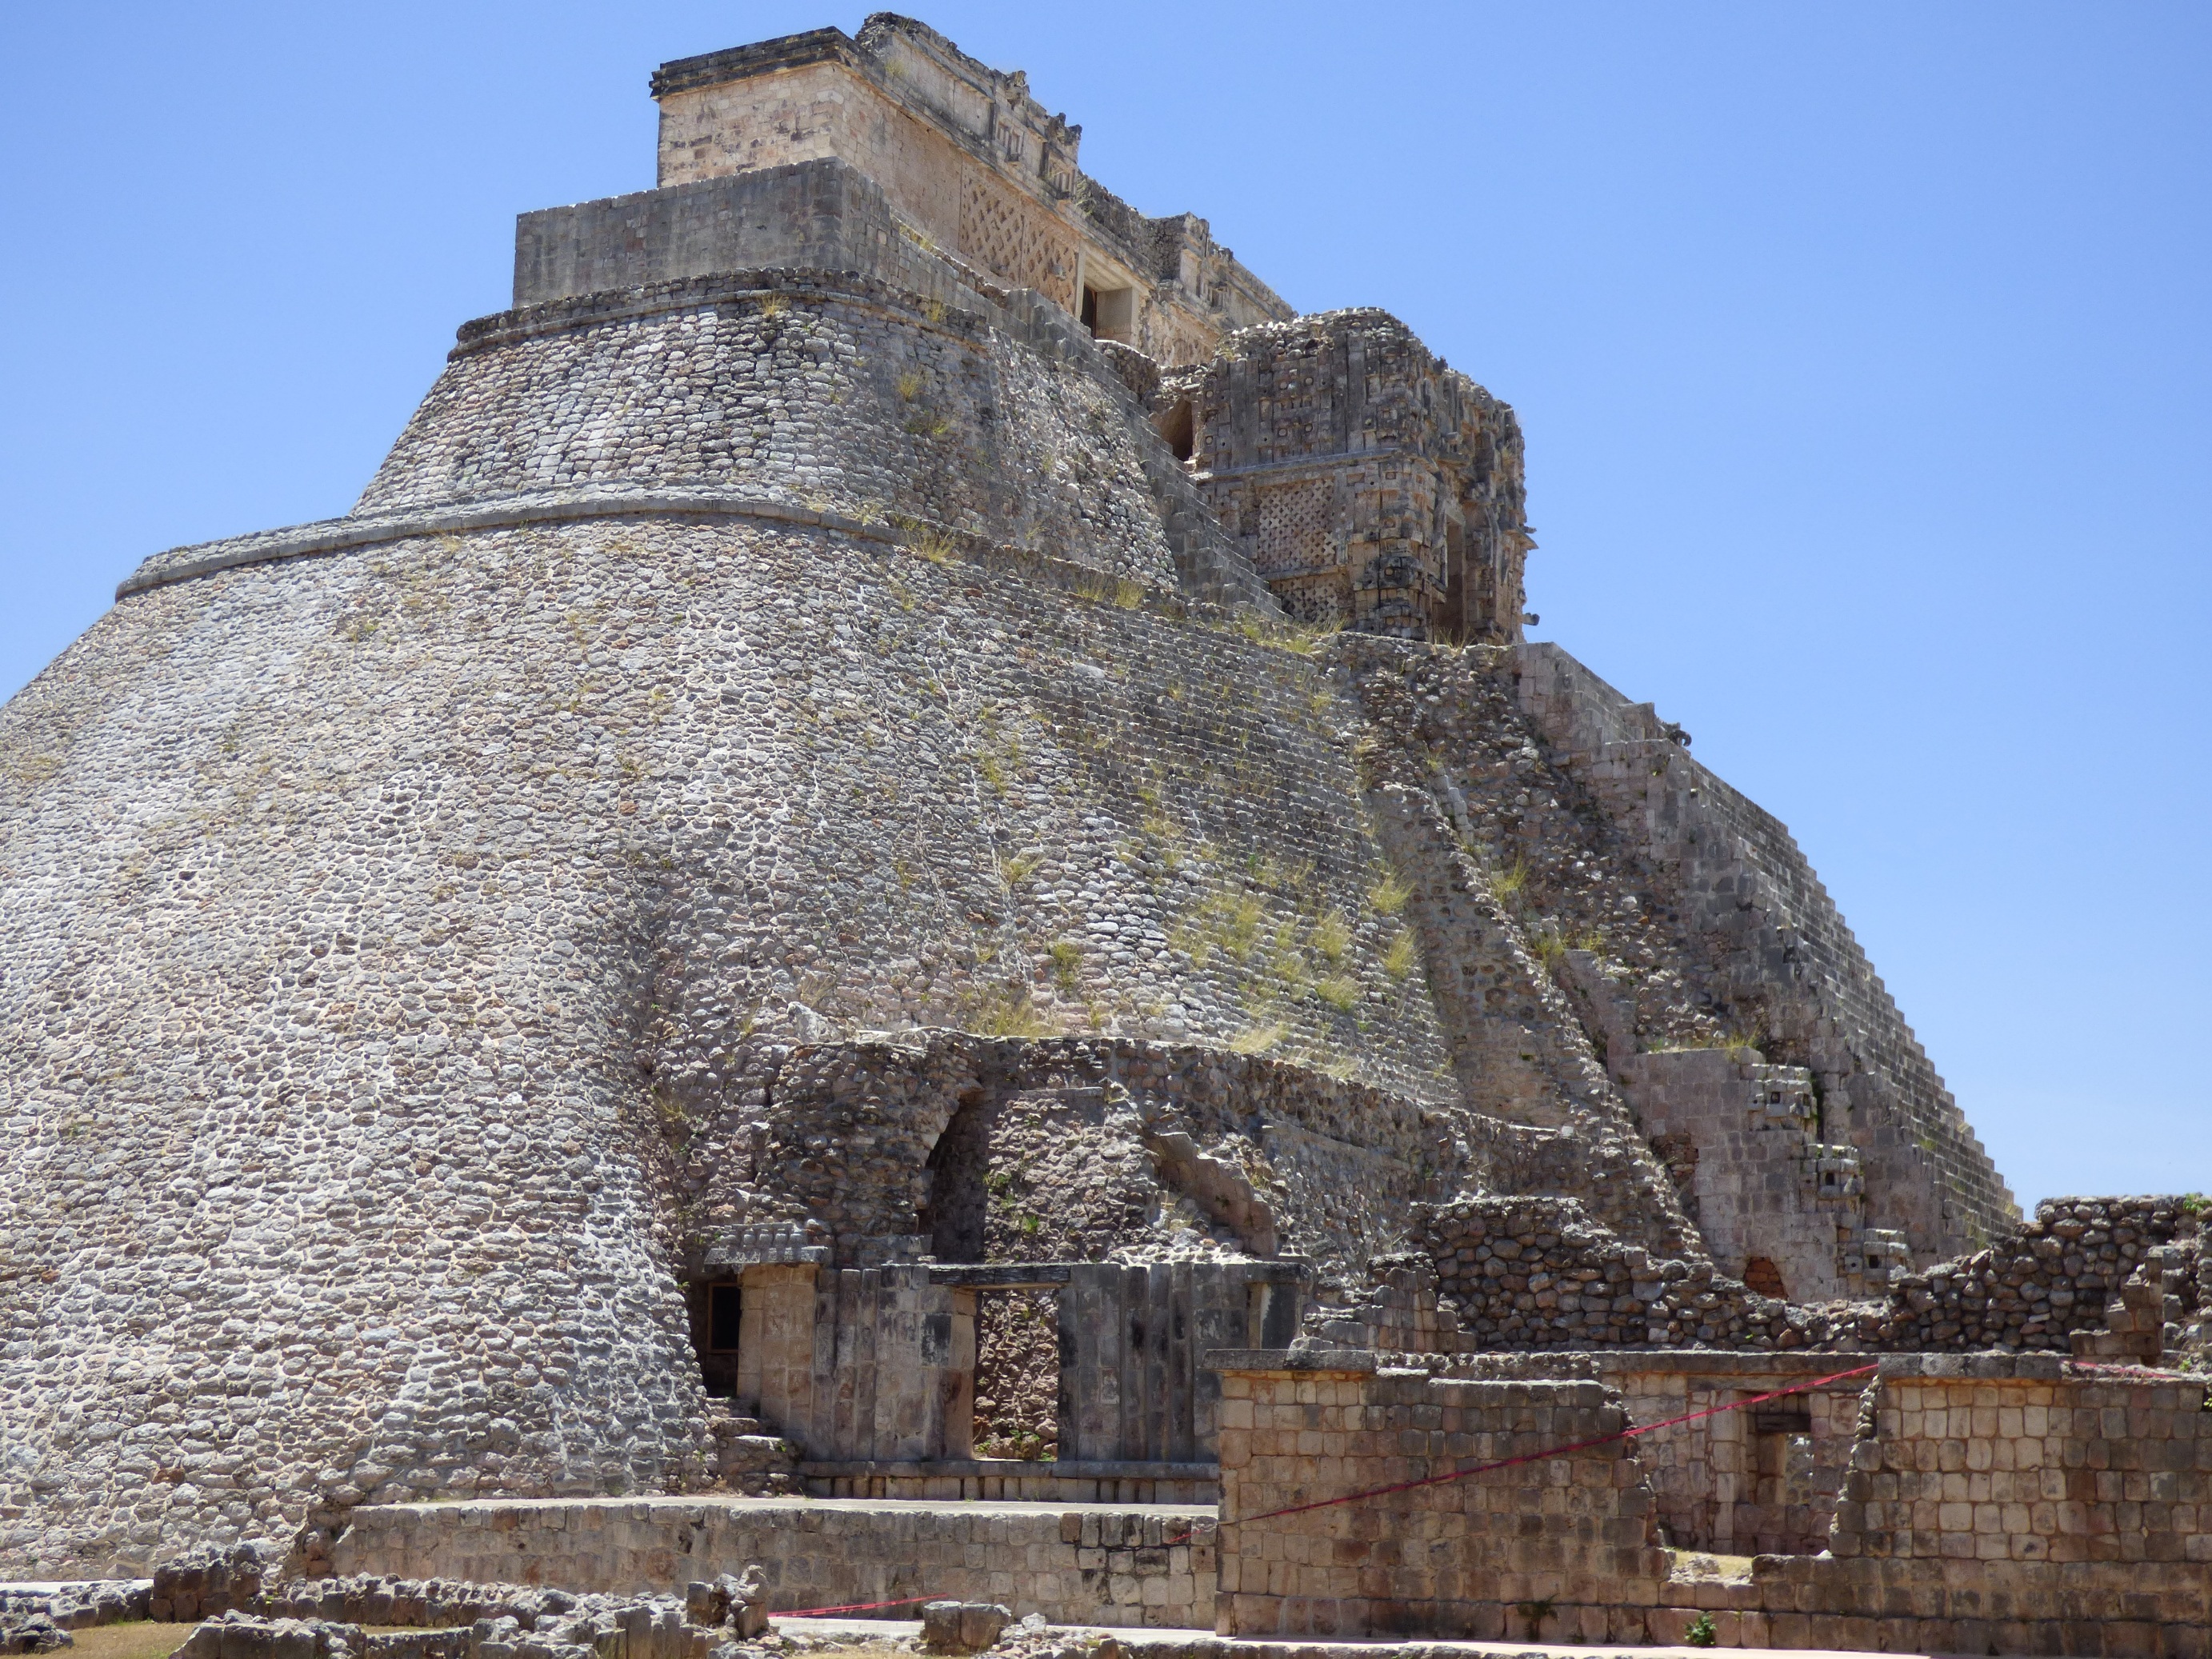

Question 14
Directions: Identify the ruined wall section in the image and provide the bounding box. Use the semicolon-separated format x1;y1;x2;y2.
664;1034;1459;1285
1857;1194;2201;1353
1194;311;1529;641
1331;637;1705;1261
1417;1194;1818;1350
1514;644;2016;1260
1335;634;2001;1296
1614;1049;1882;1303
1392;1191;2201;1358
1214;1350;2212;1653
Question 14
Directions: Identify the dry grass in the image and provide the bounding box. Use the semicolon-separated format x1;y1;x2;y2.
1366;870;1412;916
1230;1020;1287;1055
65;1631;450;1659
76;1621;919;1659
1382;931;1419;981
68;1628;195;1659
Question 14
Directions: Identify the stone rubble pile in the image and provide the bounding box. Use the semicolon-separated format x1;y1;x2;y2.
926;1609;1118;1659
0;1585;150;1632
1418;1194;1815;1349
1394;1193;2206;1357
161;1596;1120;1659
0;1611;70;1656
160;1567;803;1659
1858;1196;2200;1352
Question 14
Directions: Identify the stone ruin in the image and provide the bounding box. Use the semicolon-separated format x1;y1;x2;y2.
0;14;2203;1656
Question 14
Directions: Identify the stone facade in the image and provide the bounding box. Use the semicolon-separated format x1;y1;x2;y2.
1213;1361;1667;1640
1212;1350;2212;1653
646;17;1288;365
1189;311;1530;642
2;17;2150;1634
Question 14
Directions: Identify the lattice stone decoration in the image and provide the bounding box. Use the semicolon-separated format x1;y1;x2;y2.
1254;476;1342;576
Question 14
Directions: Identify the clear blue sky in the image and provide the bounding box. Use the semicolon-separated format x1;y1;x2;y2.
2;3;2205;1211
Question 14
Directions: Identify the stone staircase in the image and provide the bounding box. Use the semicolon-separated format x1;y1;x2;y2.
703;1405;801;1496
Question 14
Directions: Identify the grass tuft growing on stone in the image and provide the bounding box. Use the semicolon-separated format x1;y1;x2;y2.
1368;869;1412;916
1230;1020;1287;1055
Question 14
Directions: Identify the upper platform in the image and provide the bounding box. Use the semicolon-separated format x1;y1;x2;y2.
520;14;1289;365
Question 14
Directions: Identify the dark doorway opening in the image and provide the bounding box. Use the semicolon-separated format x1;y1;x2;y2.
922;1089;990;1262
1080;284;1135;343
694;1278;742;1397
1155;397;1194;462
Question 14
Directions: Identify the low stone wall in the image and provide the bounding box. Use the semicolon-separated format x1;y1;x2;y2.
1396;1191;2205;1360
1213;1358;1668;1640
0;1583;151;1630
332;1497;1214;1629
1833;1359;2212;1566
1210;1350;2212;1654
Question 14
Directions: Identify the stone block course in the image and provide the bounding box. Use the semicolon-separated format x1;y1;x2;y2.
330;1497;1214;1628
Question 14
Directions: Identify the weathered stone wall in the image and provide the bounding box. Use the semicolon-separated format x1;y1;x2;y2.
1211;1351;2212;1653
1213;1361;1668;1640
1614;1048;1877;1301
647;18;1289;365
1855;1194;2200;1353
1514;642;2017;1261
1405;1193;2202;1357
354;268;1184;592
331;1497;1217;1627
1598;1353;1871;1557
1834;1358;2212;1566
1340;635;2003;1292
0;501;1433;1575
706;1251;1281;1477
678;1037;1448;1271
1415;1194;1818;1349
1193;312;1530;642
512;158;982;314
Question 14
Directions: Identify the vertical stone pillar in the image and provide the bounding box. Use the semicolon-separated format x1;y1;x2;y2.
737;1263;819;1447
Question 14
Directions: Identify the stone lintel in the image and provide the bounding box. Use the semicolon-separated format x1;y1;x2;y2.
650;28;861;99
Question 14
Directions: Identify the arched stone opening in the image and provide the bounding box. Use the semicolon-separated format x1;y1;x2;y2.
920;1086;991;1262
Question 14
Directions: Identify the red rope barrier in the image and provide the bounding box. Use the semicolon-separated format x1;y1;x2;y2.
771;1593;940;1617
1183;1361;1881;1544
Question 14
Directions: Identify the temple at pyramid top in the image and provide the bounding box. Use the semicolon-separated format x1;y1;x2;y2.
515;12;1292;365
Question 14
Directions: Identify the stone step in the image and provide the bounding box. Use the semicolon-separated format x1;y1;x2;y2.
721;1435;797;1473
